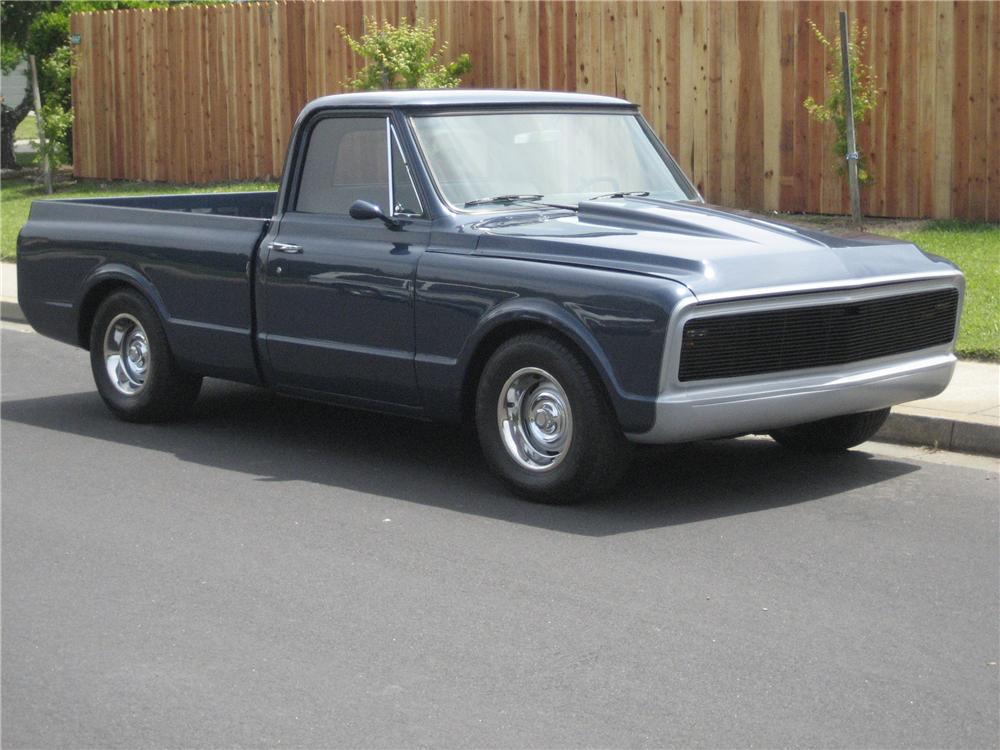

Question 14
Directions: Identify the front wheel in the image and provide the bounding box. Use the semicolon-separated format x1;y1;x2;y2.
769;408;891;452
89;289;202;422
475;333;631;503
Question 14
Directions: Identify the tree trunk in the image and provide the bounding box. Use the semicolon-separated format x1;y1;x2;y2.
1;85;34;170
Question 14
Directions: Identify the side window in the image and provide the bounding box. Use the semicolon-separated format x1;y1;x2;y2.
391;133;422;216
296;116;389;214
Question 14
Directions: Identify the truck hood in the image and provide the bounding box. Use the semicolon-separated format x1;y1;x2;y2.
470;199;959;299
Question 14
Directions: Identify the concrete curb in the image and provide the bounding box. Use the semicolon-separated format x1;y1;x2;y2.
1;292;996;457
877;412;999;458
1;296;26;324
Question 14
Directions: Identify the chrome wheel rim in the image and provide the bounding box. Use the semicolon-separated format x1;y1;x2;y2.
497;367;573;472
103;313;150;396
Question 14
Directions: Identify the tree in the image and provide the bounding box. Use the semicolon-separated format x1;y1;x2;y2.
0;1;57;169
802;18;879;186
337;17;471;91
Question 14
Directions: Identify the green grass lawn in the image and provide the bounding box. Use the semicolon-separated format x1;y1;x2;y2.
884;220;999;362
1;175;278;264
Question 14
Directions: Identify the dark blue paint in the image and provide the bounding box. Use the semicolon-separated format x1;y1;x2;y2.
257;212;428;405
18;194;270;383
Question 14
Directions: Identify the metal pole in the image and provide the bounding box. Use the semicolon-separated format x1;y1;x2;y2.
839;11;861;225
28;54;53;195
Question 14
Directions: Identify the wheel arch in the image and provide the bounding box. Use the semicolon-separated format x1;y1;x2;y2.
457;300;626;426
76;265;170;350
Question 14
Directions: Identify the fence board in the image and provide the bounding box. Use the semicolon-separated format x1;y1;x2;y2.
986;3;1000;222
70;0;997;220
967;1;990;220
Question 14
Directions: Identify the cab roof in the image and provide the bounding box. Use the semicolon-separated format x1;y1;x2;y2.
302;89;635;113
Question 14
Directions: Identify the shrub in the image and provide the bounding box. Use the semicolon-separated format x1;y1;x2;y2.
34;100;73;171
337;17;471;91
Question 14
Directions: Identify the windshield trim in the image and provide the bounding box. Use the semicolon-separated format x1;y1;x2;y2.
407;108;700;216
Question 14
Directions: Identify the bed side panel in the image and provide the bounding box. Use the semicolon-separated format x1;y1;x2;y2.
17;200;268;383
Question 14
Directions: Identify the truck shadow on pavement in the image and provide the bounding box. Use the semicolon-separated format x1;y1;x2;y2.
2;378;920;536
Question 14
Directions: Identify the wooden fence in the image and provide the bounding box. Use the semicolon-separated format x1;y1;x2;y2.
70;1;998;221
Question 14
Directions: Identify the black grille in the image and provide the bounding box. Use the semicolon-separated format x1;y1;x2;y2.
678;288;959;381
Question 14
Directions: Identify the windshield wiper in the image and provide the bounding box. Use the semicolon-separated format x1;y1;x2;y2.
464;194;544;207
587;190;651;201
464;194;577;211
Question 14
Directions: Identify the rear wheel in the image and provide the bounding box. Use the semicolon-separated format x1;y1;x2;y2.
89;289;202;422
475;332;631;503
769;408;890;452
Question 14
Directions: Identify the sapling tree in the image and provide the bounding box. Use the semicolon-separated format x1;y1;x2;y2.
803;19;879;186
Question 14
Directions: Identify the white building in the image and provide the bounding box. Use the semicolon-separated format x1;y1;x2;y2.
1;60;30;107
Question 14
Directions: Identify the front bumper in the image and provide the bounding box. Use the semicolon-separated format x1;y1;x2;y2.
627;348;956;443
627;275;963;444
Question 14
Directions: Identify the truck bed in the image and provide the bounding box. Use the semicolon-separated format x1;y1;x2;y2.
53;190;276;218
17;191;276;384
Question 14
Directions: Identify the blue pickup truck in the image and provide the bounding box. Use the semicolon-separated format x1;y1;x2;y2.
17;90;963;502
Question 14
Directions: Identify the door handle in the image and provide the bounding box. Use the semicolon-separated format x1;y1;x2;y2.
269;242;303;254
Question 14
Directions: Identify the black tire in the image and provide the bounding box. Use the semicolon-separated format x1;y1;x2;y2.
769;408;890;453
475;332;632;503
89;289;202;422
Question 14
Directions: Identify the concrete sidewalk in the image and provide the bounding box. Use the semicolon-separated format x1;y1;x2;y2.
1;263;20;324
879;361;999;456
1;261;997;456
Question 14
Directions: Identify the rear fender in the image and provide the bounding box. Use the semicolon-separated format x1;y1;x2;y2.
77;264;171;348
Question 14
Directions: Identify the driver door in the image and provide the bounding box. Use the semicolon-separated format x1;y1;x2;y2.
258;113;428;408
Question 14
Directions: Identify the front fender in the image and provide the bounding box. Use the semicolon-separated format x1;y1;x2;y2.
414;252;690;432
457;296;626;401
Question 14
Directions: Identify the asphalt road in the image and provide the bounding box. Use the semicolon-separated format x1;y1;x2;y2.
2;325;998;749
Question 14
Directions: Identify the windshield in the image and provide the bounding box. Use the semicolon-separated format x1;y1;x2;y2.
409;111;694;211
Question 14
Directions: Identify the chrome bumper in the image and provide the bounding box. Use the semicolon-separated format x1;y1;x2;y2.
628;276;964;444
628;349;956;443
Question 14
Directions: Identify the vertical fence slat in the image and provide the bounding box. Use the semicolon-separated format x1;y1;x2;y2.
951;1;971;221
736;1;764;210
760;1;780;212
967;1;990;221
916;1;936;218
705;1;723;204
989;0;1000;221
